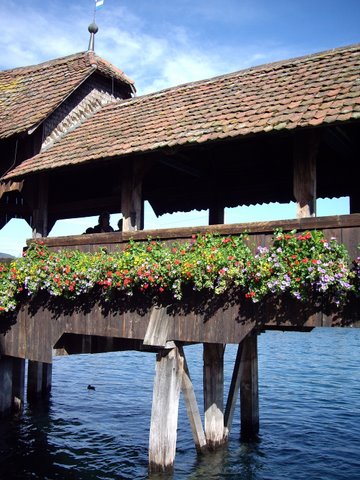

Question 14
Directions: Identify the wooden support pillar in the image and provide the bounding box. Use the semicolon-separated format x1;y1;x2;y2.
350;194;359;214
31;175;49;238
149;344;183;473
293;131;319;218
0;356;13;417
209;205;224;225
27;361;43;402
27;360;52;402
12;357;25;413
239;333;259;440
121;160;145;231
42;362;52;396
203;343;226;449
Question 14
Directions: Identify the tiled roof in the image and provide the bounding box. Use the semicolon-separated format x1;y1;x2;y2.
0;51;135;139
3;43;360;180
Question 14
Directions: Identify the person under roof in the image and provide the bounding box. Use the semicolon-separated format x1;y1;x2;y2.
92;212;114;233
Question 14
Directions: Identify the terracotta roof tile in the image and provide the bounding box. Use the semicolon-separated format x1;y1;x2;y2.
3;43;360;180
0;51;134;139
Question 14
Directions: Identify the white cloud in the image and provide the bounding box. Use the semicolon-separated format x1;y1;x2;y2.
0;0;297;95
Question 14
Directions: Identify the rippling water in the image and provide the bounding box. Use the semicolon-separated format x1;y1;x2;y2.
1;328;359;480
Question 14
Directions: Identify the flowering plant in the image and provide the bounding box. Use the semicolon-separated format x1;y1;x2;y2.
245;229;355;305
0;230;358;316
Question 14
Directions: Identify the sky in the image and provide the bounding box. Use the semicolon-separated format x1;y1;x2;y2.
0;0;359;256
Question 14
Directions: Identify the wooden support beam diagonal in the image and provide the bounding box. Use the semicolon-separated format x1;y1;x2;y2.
178;345;207;453
224;343;243;439
159;154;202;178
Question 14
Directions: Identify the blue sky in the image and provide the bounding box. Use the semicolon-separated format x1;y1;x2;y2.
0;0;358;256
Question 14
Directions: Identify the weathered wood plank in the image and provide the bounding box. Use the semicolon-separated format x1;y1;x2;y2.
149;346;183;473
203;343;226;449
143;307;174;347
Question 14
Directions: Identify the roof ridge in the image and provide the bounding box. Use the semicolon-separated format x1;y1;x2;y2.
1;51;89;74
130;42;360;100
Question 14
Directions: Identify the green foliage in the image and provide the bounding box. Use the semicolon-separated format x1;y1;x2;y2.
0;230;358;316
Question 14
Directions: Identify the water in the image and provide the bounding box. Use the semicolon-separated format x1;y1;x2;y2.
1;328;359;480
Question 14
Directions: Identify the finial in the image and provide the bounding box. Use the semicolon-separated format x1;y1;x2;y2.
88;22;99;51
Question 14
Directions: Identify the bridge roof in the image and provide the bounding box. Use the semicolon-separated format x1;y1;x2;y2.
0;51;135;140
3;43;360;180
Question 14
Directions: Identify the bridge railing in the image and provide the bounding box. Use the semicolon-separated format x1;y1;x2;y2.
36;213;360;260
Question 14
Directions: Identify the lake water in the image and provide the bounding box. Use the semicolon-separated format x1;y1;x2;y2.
0;328;359;480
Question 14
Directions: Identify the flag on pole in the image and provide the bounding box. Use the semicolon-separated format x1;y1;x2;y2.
95;0;104;8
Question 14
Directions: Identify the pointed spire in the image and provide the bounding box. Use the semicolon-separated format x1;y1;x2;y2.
88;22;99;52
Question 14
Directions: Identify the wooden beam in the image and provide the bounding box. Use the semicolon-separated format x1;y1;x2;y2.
49;195;122;217
293;131;319;218
239;333;259;440
224;344;242;439
149;345;183;473
35;213;360;248
203;343;226;449
178;345;207;453
159;155;202;178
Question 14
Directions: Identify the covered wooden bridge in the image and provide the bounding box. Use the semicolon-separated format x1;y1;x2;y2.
0;41;359;472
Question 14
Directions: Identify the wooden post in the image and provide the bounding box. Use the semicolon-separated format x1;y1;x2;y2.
121;160;145;231
178;345;207;453
350;194;359;214
42;363;52;395
149;344;183;473
209;205;224;225
203;343;226;449
293;131;319;218
0;356;13;417
27;360;51;402
239;333;259;440
12;357;25;413
32;175;49;238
